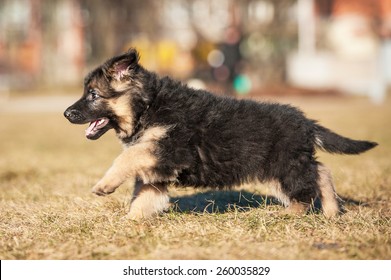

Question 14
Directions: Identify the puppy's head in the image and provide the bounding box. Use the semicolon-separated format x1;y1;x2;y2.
64;49;143;140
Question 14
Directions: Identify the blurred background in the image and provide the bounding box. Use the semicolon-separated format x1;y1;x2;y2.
1;0;391;103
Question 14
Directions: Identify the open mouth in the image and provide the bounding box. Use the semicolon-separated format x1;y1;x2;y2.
85;118;110;139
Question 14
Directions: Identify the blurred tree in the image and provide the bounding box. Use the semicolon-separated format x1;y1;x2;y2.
81;0;158;64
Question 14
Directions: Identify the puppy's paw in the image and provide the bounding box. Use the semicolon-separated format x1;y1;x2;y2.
281;201;308;216
91;181;117;196
126;209;144;221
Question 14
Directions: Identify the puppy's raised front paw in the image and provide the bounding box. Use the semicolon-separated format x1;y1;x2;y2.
91;181;117;196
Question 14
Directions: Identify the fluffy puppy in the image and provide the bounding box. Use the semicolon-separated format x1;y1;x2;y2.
64;49;377;219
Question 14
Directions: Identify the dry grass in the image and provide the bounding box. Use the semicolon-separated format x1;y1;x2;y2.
0;95;390;260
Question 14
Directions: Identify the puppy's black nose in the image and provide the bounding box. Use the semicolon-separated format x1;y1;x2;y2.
64;109;72;119
64;108;84;124
64;108;78;120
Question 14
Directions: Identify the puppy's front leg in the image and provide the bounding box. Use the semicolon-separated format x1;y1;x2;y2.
91;157;128;196
91;141;157;196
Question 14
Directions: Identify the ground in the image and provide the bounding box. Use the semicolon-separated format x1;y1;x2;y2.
0;94;390;259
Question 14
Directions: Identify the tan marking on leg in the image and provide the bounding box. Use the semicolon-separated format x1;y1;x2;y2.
91;126;170;196
283;200;308;215
269;180;291;207
268;180;309;215
318;164;340;217
127;182;170;220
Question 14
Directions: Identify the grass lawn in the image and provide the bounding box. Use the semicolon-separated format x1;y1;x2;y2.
0;95;390;259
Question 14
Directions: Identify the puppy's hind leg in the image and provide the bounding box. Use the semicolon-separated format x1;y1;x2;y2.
274;160;322;216
270;180;309;215
317;164;340;218
127;181;170;220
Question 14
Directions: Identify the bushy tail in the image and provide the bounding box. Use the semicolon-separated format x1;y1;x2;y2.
314;125;377;155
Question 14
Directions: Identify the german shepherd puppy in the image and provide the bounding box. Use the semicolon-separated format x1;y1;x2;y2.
64;49;377;219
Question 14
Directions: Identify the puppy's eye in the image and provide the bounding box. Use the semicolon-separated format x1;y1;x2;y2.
89;89;99;100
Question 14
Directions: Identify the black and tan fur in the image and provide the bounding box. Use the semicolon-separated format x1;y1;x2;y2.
64;49;377;219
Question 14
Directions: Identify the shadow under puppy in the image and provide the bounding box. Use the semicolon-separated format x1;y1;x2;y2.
64;49;377;219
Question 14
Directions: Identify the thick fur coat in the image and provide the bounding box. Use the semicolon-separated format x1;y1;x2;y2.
64;49;377;219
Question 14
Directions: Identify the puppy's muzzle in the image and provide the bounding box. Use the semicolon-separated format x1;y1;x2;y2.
64;108;85;124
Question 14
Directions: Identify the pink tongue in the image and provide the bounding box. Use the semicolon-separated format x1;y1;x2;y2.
85;120;99;136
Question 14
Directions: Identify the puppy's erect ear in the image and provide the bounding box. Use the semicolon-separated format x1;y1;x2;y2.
103;49;140;81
